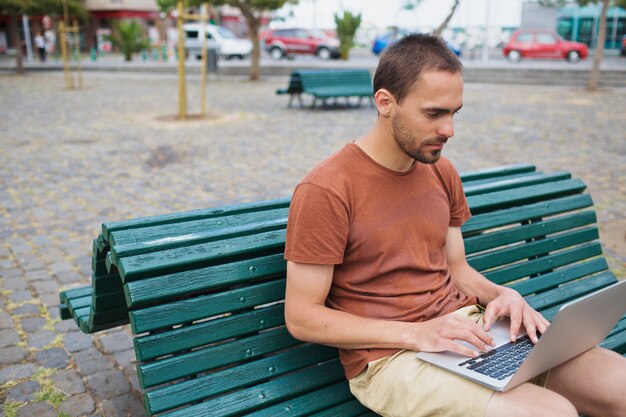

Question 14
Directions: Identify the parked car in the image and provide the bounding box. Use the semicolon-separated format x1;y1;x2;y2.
371;29;462;56
503;29;588;62
262;28;340;60
183;23;252;60
621;34;626;56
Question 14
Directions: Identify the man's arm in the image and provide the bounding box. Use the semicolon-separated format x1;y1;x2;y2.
285;260;494;356
445;226;550;343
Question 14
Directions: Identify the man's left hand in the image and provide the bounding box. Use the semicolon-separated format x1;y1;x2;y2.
482;288;550;343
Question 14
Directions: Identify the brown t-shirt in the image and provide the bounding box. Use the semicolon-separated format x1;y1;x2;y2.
284;143;475;380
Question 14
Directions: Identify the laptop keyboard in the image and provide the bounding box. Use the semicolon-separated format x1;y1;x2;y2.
457;335;535;380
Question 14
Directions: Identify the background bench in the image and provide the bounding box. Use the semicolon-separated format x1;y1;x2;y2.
59;164;626;416
276;69;373;109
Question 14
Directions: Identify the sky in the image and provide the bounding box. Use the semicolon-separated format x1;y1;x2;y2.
273;0;524;31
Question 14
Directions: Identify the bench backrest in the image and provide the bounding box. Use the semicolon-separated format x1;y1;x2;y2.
62;164;624;416
295;69;372;91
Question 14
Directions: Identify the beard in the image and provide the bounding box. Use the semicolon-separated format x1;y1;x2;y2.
391;113;446;164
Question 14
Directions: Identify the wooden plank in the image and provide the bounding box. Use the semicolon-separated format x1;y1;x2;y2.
508;257;609;296
467;227;599;272
466;179;587;214
102;197;290;242
244;381;354;417
465;211;597;255
462;194;594;234
483;243;603;285
116;229;286;282
529;272;617;318
145;344;338;414
58;303;71;320
459;164;535;182
124;253;285;307
110;207;288;253
462;172;540;187
134;303;285;361
138;327;300;388
159;360;345;417
308;399;372;417
463;172;570;196
130;280;286;334
600;316;626;353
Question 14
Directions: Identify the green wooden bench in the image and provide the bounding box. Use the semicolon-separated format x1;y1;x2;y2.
276;69;373;109
59;164;626;416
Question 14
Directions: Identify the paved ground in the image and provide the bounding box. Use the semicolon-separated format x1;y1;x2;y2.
0;71;624;417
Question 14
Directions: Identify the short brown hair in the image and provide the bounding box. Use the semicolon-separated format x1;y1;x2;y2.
373;33;463;104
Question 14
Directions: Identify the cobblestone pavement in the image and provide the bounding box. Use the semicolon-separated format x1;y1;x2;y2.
0;71;625;416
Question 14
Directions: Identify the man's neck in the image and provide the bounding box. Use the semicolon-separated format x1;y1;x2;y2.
355;123;415;173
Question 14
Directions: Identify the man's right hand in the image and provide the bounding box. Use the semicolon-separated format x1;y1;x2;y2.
408;312;495;357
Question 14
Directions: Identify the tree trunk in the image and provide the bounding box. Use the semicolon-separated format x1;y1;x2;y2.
9;13;24;74
249;21;261;81
238;5;261;81
433;0;460;37
587;0;609;91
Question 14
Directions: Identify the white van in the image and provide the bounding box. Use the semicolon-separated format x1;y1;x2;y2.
183;23;252;60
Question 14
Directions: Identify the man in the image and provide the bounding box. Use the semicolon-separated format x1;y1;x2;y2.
283;34;626;417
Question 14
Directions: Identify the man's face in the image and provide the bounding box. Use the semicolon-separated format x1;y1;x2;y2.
390;71;464;164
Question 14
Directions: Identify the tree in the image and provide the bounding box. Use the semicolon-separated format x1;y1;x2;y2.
158;0;298;81
334;10;361;60
538;0;626;91
403;0;460;36
0;0;85;73
109;20;150;61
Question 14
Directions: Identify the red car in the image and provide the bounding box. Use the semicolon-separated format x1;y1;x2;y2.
262;28;340;60
503;29;588;63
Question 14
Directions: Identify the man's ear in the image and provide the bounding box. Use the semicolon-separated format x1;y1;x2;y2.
374;89;394;117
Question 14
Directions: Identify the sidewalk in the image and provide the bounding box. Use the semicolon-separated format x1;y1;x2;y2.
0;71;624;416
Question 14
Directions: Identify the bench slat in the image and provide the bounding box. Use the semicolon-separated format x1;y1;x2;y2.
467;227;599;272
130;280;286;334
464;172;570;196
529;272;617;317
116;230;286;282
124;253;285;307
244;381;354;417
135;303;285;361
483;242;603;285
508;257;609;296
111;208;288;255
308;399;372;417
102;197;290;242
138;327;299;388
462;194;594;234
465;211;597;255
145;343;337;414
160;360;345;417
459;164;535;182
467;179;586;214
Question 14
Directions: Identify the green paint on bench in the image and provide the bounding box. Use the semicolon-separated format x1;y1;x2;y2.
277;69;374;109
58;164;626;416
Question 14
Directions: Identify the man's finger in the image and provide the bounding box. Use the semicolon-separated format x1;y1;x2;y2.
522;308;539;343
509;308;522;342
441;340;480;358
482;303;501;331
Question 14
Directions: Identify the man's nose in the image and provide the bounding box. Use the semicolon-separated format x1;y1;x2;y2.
437;116;455;139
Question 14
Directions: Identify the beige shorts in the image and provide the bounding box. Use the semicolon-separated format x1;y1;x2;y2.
348;305;549;417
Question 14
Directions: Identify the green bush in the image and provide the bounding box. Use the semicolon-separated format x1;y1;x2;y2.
334;11;361;60
109;20;149;62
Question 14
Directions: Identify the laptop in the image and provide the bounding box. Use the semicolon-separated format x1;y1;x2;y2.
415;280;626;392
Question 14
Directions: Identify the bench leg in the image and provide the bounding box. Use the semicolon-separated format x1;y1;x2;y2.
346;97;351;107
297;94;304;108
369;96;375;108
310;97;317;109
287;95;294;108
357;96;363;108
